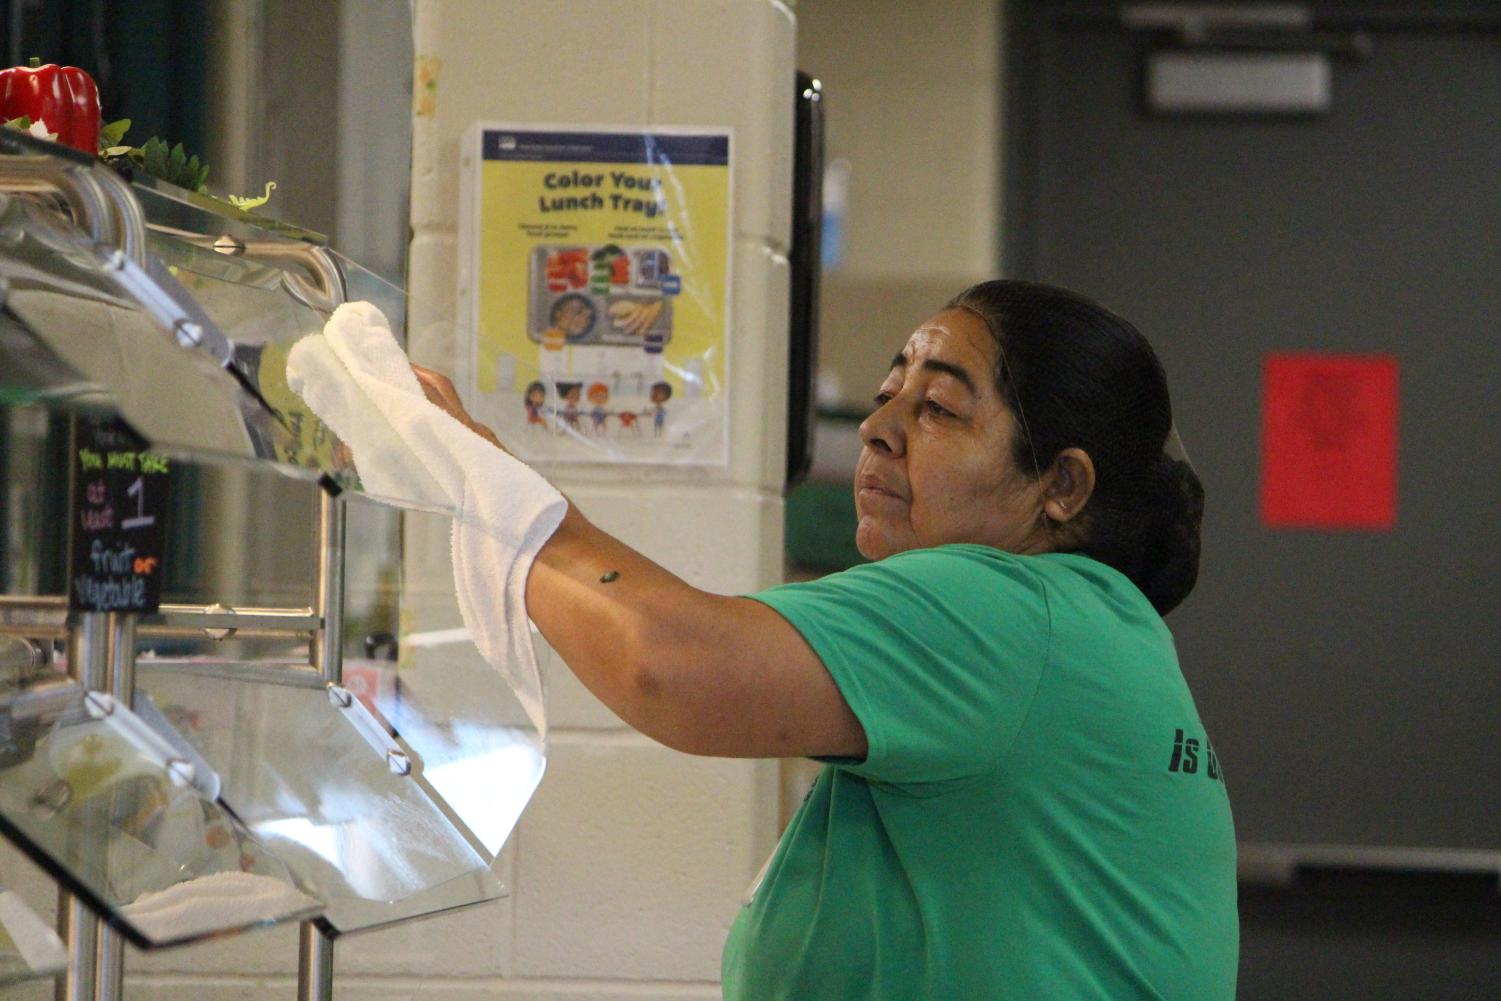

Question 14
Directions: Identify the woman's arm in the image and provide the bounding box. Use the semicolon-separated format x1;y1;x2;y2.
526;505;866;758
414;367;866;760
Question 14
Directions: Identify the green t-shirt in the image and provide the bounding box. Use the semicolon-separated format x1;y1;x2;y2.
723;544;1237;1000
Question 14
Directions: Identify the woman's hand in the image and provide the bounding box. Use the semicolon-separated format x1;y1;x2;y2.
411;365;508;452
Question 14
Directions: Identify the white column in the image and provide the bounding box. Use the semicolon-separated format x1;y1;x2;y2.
398;2;795;997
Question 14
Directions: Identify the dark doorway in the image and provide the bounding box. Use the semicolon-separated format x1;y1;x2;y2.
1005;3;1501;997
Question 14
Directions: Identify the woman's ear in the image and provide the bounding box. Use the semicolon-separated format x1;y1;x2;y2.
1043;448;1096;526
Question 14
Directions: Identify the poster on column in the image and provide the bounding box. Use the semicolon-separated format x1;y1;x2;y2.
460;124;733;466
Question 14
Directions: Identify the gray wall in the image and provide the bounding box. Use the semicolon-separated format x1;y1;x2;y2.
1004;2;1501;996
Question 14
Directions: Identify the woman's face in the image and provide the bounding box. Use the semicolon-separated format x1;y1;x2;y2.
854;308;1048;561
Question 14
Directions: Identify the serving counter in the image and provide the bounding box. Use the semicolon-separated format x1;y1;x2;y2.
0;129;544;999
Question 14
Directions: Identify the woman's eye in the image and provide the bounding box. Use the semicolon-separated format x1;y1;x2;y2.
872;391;894;407
924;399;953;418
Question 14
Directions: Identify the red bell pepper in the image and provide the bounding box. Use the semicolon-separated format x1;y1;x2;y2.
0;57;101;155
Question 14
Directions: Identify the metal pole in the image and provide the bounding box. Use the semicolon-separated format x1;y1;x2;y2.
297;922;336;1000
54;896;98;1001
310;488;345;685
106;613;137;708
92;612;136;1001
67;613;109;689
298;488;345;1001
93;931;124;1001
56;613;108;1001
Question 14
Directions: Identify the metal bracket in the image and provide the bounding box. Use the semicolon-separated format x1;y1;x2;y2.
0;155;145;267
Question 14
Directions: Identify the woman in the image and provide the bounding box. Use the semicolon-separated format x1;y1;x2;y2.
417;279;1237;1000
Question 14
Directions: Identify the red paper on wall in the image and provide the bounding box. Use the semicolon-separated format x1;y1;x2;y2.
1260;353;1399;530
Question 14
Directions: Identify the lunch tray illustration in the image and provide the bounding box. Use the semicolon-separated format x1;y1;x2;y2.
527;244;675;348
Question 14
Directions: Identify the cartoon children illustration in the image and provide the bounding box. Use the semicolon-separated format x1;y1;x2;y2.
649;380;672;437
523;381;547;430
617;409;640;436
556;381;583;433
587;382;610;435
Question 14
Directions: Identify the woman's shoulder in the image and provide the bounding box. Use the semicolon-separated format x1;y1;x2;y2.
880;542;1033;571
759;544;1052;625
902;546;1163;626
882;543;1090;588
841;543;1052;593
763;545;1147;628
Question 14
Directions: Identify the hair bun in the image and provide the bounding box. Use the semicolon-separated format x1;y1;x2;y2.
1137;457;1205;615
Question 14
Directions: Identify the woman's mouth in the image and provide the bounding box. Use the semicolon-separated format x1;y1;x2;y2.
856;475;903;501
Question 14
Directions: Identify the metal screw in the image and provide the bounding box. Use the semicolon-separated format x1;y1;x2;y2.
165;758;196;788
202;602;235;641
386;750;411;776
327;685;353;708
174;320;204;349
84;691;116;719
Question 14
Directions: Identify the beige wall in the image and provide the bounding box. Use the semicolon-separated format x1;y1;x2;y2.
796;0;1004;408
399;2;794;999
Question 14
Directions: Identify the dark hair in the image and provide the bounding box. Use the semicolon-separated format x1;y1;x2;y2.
946;280;1204;615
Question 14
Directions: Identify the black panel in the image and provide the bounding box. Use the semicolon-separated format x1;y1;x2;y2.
787;71;824;488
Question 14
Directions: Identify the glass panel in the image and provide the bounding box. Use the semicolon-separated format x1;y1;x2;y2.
132;177;326;245
141;228;458;516
0;196;267;465
142;229;352;486
133;187;454;516
0;186;457;514
0;398;325;608
0;674;322;947
0;310;102;410
135;663;505;934
156;459;320;617
0;404;63;597
0;886;67;985
340;492;403;676
355;502;547;857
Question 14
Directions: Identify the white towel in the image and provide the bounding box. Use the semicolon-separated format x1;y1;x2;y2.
277;333;448;510
287;301;566;737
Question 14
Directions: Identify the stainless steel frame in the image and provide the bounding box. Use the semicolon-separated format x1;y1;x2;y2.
54;613;107;1001
25;487;349;1001
0;596;322;642
0;156;145;267
0;151;355;1001
297;489;346;1001
1;136;530;1000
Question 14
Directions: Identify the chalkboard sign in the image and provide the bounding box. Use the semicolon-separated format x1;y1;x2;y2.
68;417;171;614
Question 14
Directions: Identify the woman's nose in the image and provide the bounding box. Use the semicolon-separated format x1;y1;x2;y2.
859;400;904;456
